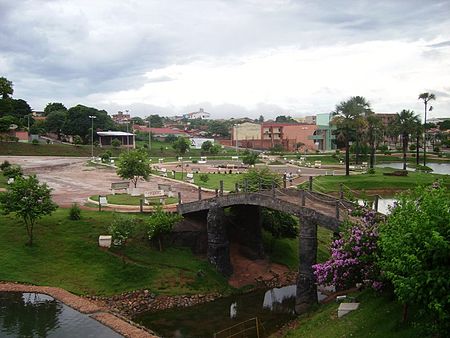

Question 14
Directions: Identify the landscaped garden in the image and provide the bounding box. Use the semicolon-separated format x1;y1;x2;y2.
89;194;178;206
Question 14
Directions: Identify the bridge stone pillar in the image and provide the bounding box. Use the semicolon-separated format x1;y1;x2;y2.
207;203;233;276
295;215;318;314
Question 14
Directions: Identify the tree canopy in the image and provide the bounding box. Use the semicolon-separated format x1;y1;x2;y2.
145;114;164;128
0;175;58;245
379;184;450;334
44;102;67;116
172;137;191;155
0;76;13;99
275;115;297;123
116;149;151;188
62;105;114;142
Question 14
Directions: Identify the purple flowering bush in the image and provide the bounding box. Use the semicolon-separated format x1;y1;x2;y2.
313;210;381;290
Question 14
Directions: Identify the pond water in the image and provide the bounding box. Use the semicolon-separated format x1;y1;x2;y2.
358;198;396;215
0;292;122;338
134;285;326;338
376;162;450;175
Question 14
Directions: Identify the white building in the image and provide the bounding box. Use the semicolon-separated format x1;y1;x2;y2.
183;108;210;120
190;137;215;149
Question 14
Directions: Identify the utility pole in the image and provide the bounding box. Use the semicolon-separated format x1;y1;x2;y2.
89;115;96;159
148;118;151;151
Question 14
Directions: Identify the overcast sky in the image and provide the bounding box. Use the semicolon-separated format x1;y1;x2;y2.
1;0;450;120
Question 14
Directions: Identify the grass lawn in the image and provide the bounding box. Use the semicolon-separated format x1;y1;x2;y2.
172;172;244;191
283;289;422;338
301;168;450;194
0;208;230;296
0;142;123;157
90;194;178;205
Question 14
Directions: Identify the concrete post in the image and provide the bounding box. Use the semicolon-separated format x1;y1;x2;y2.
335;200;340;220
215;189;219;197
198;186;202;200
219;180;224;196
178;192;182;205
98;195;101;212
207;203;233;276
283;174;287;189
374;195;379;212
339;183;344;200
309;176;313;191
140;198;144;213
300;189;306;206
295;216;318;314
235;182;239;193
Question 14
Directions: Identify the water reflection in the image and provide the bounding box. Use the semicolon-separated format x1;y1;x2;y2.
0;292;122;338
135;285;325;338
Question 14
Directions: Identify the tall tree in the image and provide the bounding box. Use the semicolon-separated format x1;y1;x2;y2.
0;175;58;246
145;114;164;128
45;111;67;138
116;149;151;188
63;105;114;142
0;76;13;99
365;113;383;169
172;137;191;179
44;102;67;116
394;110;420;170
418;92;436;166
332;96;371;176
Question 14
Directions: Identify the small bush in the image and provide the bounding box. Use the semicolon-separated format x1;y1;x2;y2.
192;159;198;164
0;160;11;171
367;168;375;174
409;144;416;151
199;173;209;183
433;146;440;153
416;165;433;173
32;139;39;145
2;165;23;178
68;203;81;220
111;138;122;148
108;214;136;246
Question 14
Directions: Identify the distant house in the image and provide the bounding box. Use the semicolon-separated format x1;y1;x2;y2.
183;108;210;120
112;111;131;125
190;137;215;149
97;131;135;148
133;125;188;140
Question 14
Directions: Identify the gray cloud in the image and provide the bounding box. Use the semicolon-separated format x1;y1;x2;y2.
1;0;450;115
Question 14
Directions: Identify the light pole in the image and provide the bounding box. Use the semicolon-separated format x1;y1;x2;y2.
89;115;96;159
419;93;436;167
234;124;239;154
148;118;151;151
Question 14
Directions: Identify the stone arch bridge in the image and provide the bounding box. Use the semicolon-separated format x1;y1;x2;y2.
176;186;360;313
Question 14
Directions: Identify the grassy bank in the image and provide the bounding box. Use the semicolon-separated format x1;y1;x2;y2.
0;142;123;157
0;207;327;296
0;209;229;296
282;289;422;338
301;168;450;194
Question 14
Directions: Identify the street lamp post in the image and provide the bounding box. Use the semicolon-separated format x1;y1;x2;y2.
148;119;151;151
89;115;96;159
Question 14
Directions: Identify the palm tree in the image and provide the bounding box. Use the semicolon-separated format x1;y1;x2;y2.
418;92;436;166
412;122;423;165
394;110;420;170
332;96;371;176
365;113;383;169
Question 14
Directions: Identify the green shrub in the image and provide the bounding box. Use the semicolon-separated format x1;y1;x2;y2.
409;144;416;151
111;138;121;148
68;203;81;220
0;160;11;171
192;159;198;163
199;173;209;183
367;168;375;174
108;214;136;247
433;146;440;153
31;139;39;145
415;165;433;172
2;164;23;179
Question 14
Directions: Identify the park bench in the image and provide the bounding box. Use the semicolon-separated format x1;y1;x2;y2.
185;173;194;183
144;190;166;205
110;181;129;195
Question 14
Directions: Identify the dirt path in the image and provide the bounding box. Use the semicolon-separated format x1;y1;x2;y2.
228;243;293;288
0;156;213;207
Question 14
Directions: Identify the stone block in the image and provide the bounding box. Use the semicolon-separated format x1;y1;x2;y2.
338;302;360;318
99;235;112;248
